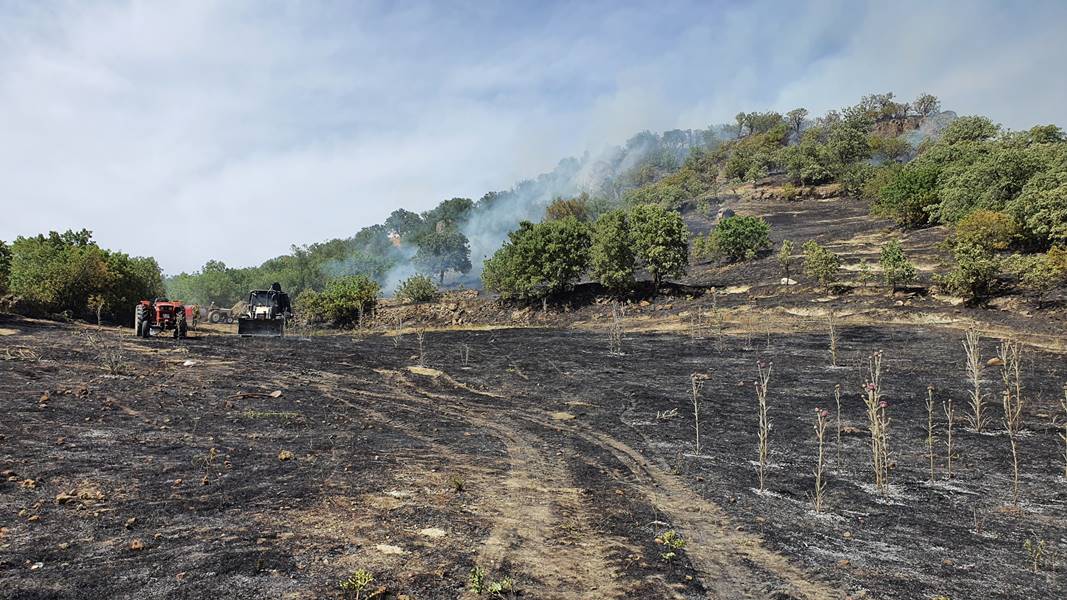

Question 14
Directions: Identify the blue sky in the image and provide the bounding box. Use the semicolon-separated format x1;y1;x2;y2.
2;0;1066;274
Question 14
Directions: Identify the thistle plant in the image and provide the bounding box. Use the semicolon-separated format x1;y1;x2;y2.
834;384;843;466
1060;386;1067;479
827;311;839;367
998;339;1024;505
690;373;710;453
926;386;936;483
609;302;624;355
812;407;829;512
943;396;955;480
862;351;890;495
416;329;426;366
962;327;987;432
755;361;773;491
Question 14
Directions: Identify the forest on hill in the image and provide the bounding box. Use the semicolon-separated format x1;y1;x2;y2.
2;90;1065;323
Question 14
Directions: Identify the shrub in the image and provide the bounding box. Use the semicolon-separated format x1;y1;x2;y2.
629;204;690;287
395;274;441;303
316;275;380;326
955;210;1019;251
802;241;841;288
879;240;917;289
937;243;1000;300
293;289;323;323
590;210;635;292
1004;248;1067;292
711;215;771;262
776;240;795;280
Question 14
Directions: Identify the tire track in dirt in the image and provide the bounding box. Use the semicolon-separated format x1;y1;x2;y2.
397;367;842;600
376;368;634;599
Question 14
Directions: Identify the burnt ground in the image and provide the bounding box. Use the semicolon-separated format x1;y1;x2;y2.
1;314;1065;599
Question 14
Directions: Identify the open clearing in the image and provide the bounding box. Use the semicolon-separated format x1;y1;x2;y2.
1;315;1065;599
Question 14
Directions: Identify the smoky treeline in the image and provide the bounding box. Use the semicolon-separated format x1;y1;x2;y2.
164;125;723;307
154;89;1067;308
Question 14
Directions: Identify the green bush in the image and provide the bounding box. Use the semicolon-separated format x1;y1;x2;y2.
937;243;1000;301
879;240;917;289
873;162;939;228
315;275;380;326
802;241;841;288
395;274;441;303
293;289;323;324
590;210;635;292
954;210;1019;251
776;240;795;280
711;215;771;262
1004;247;1067;292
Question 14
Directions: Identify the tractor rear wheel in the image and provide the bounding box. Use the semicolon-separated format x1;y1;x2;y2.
134;305;147;337
209;311;221;324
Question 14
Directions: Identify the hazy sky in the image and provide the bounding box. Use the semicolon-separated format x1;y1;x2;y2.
2;0;1066;274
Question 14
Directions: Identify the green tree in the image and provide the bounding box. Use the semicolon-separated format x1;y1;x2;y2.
589;209;635;292
802;240;841;289
940;116;999;144
413;229;472;284
629;204;689;288
384;208;424;241
913;92;940;118
0;240;10;295
878;240;917;289
546;196;590;222
1009;170;1067;247
786;108;808;141
711;215;771;262
482;218;592;301
422;197;474;233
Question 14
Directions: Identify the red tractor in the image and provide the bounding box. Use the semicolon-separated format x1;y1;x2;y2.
134;298;189;339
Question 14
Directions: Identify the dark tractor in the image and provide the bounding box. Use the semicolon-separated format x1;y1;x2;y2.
237;283;293;337
134;298;189;339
